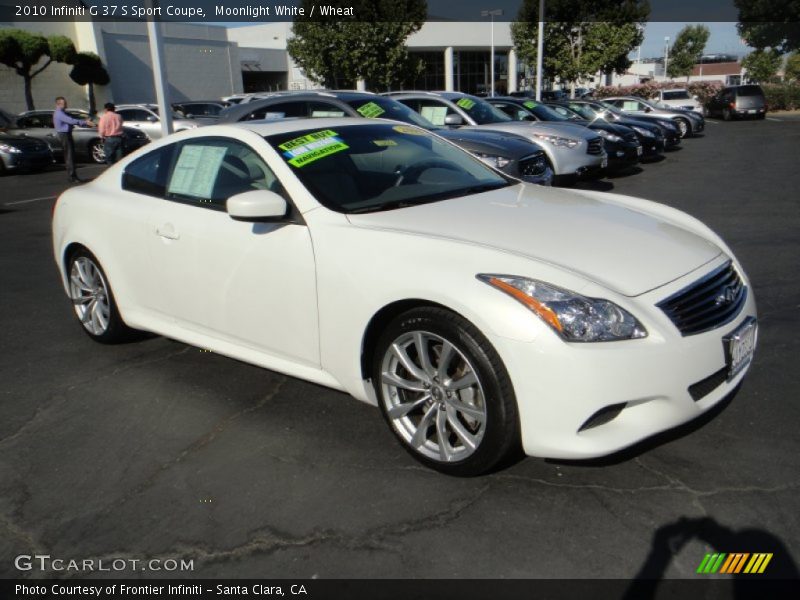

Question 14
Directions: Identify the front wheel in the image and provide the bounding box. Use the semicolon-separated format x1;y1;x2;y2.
373;307;520;476
675;117;690;137
67;249;136;343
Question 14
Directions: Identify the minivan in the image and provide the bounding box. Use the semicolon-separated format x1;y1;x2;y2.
707;85;767;120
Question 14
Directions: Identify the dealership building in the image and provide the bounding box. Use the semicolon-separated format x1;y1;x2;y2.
0;20;521;113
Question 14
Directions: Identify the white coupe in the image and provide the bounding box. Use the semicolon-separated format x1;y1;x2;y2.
52;119;757;476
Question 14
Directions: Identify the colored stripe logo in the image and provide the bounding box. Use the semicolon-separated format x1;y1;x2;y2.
696;553;773;574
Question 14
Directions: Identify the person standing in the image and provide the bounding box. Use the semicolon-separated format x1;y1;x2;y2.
98;103;124;165
53;96;93;182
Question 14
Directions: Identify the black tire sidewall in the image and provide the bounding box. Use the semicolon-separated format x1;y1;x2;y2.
372;307;519;476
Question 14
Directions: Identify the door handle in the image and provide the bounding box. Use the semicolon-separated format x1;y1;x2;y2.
156;225;180;240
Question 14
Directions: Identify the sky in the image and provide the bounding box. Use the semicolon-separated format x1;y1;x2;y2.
638;22;748;59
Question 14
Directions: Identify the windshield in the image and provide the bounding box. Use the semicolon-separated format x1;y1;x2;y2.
523;101;575;121
566;103;598;120
452;96;512;124
662;90;691;100
266;123;511;214
149;106;188;121
597;101;625;116
344;97;437;130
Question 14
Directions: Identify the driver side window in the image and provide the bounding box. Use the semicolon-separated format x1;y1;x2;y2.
165;138;285;210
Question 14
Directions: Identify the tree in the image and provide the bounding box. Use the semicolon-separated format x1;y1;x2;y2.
784;52;800;82
511;0;649;96
69;52;110;115
667;25;710;80
742;48;783;82
735;0;800;53
287;0;426;90
0;29;76;110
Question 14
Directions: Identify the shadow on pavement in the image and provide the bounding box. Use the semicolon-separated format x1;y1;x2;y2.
623;517;798;599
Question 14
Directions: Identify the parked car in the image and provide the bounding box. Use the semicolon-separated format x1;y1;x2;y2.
488;97;642;172
603;96;705;138
115;104;215;140
657;89;703;113
706;85;767;120
218;90;552;185
583;100;683;149
11;109;149;164
0;128;53;173
546;100;675;158
52;118;758;475
386;91;607;183
172;100;231;119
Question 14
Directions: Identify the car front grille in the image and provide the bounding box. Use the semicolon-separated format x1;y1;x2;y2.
623;131;638;143
519;153;547;177
657;261;746;336
587;137;603;155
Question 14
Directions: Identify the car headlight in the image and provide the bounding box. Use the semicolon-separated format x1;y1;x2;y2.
474;153;511;169
478;274;647;342
630;126;655;138
0;144;22;154
596;130;622;143
532;133;579;149
659;121;678;132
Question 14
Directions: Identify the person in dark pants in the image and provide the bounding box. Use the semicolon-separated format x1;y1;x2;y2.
53;96;93;182
98;102;124;165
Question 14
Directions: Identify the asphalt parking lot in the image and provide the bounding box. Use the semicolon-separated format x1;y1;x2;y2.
1;116;799;583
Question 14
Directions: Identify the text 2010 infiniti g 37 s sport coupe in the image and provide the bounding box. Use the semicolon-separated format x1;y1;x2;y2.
52;119;757;476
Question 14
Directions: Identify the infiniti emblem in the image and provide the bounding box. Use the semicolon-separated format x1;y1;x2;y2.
715;285;738;306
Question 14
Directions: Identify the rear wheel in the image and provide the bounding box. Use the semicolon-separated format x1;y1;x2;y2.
373;307;519;476
675;117;690;137
722;108;733;121
89;139;106;164
67;249;136;343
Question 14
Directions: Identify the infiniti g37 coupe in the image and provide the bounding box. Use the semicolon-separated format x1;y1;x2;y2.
52;119;757;476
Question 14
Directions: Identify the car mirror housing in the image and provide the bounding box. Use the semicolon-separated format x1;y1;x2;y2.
227;190;288;222
444;113;464;126
147;115;158;122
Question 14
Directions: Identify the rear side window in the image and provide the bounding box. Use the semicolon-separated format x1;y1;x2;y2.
737;85;764;97
122;144;176;198
244;102;307;121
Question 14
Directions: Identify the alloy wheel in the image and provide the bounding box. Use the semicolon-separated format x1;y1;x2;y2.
91;141;106;164
69;256;111;336
380;331;487;463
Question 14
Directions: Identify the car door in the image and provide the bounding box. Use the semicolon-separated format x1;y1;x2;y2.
145;135;320;366
16;113;60;153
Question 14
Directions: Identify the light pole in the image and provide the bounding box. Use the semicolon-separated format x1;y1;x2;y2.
664;36;670;80
535;0;544;101
481;8;503;97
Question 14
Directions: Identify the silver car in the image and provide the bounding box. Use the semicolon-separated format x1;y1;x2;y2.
387;91;606;183
115;104;214;140
603;96;705;138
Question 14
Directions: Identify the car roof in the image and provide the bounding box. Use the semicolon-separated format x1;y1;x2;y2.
228;116;406;137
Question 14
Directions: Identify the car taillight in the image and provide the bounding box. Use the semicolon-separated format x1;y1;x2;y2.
730;102;736;109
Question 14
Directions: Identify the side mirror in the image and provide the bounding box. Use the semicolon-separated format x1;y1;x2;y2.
444;113;464;126
227;190;288;222
147;115;158;122
644;106;652;112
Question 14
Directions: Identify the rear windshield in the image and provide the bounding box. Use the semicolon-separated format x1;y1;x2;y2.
738;85;764;97
662;90;691;100
266;123;510;214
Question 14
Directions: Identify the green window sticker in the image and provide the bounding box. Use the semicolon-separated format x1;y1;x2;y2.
523;100;539;109
356;102;386;119
279;130;349;168
456;98;476;110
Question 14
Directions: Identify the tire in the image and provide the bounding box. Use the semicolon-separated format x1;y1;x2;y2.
722;108;733;122
89;139;106;164
675;117;690;138
372;307;520;476
67;249;136;343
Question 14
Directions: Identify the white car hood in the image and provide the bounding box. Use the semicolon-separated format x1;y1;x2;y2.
346;184;721;297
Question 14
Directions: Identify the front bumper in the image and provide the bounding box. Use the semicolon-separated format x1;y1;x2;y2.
605;141;641;169
1;150;53;171
492;257;757;459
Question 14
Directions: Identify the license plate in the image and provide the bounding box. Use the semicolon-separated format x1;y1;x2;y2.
724;317;757;381
601;157;608;168
636;146;643;156
748;109;757;114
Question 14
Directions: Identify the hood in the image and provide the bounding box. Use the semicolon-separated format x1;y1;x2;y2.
468;120;599;141
347;184;721;297
437;128;544;159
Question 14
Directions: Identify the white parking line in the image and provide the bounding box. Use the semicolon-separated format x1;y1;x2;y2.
766;117;781;122
704;120;719;125
4;195;56;206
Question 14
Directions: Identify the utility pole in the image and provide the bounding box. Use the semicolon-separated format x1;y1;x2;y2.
146;0;173;137
481;8;503;96
535;0;544;100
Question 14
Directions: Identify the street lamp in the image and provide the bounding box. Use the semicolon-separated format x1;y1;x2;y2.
535;0;544;101
664;36;670;80
481;8;504;97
